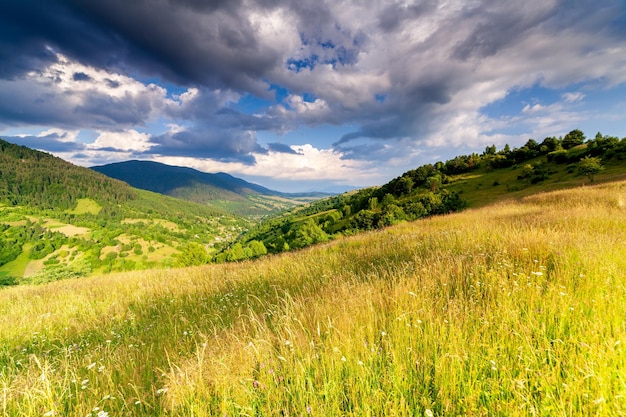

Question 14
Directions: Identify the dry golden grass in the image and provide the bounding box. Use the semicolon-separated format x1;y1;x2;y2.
1;181;625;416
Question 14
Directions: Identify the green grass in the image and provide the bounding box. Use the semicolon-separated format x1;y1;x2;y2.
1;181;625;416
444;154;626;208
0;243;32;278
66;198;102;215
210;194;302;218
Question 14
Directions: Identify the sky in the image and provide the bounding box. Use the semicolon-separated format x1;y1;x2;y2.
1;1;626;192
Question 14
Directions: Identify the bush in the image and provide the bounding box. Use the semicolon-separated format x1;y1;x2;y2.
0;274;17;286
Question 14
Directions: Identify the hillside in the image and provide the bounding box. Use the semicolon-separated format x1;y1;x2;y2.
0;138;250;283
221;130;626;261
1;180;624;415
91;160;331;217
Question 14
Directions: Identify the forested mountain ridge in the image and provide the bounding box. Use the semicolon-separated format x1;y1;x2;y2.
91;160;275;199
0;138;249;284
0;139;135;209
91;160;332;217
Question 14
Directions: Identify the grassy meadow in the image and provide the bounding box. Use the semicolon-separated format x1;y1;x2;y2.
1;181;625;416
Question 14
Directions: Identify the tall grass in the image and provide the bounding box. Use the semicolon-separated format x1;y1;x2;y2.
1;181;625;416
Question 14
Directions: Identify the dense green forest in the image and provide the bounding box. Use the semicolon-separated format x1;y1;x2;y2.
0;139;135;209
0;139;250;284
215;129;626;262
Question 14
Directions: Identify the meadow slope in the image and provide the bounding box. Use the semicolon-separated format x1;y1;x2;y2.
1;181;625;416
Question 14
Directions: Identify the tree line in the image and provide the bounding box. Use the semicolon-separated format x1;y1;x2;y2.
212;129;625;263
0;139;136;209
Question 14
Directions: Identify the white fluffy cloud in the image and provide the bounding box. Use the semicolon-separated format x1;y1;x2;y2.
154;143;375;184
91;130;153;152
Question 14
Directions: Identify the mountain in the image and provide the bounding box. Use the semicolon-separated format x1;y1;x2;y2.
91;160;332;216
0;138;250;284
91;160;276;198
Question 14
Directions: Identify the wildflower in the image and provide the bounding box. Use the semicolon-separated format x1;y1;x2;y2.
341;356;346;362
97;411;109;417
306;405;312;414
425;409;434;417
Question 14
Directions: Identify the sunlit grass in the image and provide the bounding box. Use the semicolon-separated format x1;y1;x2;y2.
1;181;625;416
66;198;102;215
0;243;32;278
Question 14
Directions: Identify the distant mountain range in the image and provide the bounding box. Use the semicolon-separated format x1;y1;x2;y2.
92;160;274;199
91;160;334;216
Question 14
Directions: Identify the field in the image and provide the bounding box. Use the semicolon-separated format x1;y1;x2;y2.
1;181;625;416
443;153;626;208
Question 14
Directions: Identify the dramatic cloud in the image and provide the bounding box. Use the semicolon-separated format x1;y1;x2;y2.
0;53;167;129
266;143;302;155
1;0;625;190
148;127;266;165
4;130;85;153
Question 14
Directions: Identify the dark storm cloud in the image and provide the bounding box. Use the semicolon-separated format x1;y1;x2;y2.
266;142;302;155
0;0;127;79
75;94;154;127
451;2;559;61
0;0;280;94
0;75;159;131
3;134;86;153
148;128;267;165
378;0;439;32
